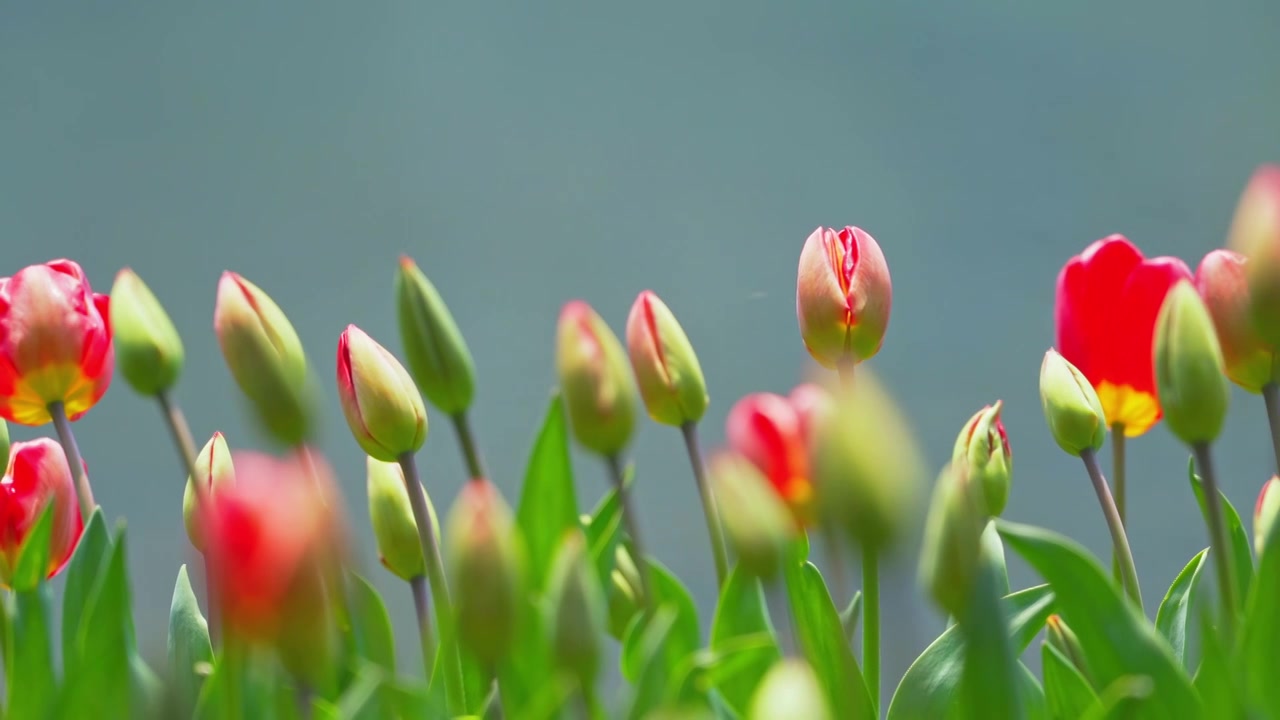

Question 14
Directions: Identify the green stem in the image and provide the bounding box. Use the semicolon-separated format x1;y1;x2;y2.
1192;443;1240;627
1110;427;1126;587
679;422;728;588
1263;383;1280;475
765;580;796;657
450;412;487;481
862;546;880;715
157;390;200;494
1080;449;1143;611
398;452;466;715
409;575;436;684
605;454;654;611
48;401;94;523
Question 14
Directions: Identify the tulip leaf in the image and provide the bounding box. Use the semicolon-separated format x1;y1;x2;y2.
957;539;1022;719
625;606;681;720
62;508;109;667
12;502;55;593
1188;458;1253;610
584;467;630;599
333;661;387;720
61;523;134;719
8;584;57;720
385;677;445;719
706;565;780;715
1042;643;1100;720
348;574;396;674
1018;663;1048;720
1154;549;1207;670
1240;490;1280;715
981;521;1011;598
517;394;580;592
496;593;554;717
1193;603;1245;717
620;558;701;688
997;520;1202;718
130;653;166;720
167;565;214;717
886;581;1053;720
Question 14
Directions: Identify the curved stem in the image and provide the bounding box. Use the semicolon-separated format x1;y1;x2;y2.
1111;426;1126;527
1263;383;1280;475
450;412;487;482
48;402;94;522
1080;449;1143;611
605;454;654;611
157;390;200;495
409;575;436;683
679;423;728;588
1192;443;1240;627
861;547;880;715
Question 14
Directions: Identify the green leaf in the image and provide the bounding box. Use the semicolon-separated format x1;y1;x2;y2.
8;584;57;720
62;508;109;668
1042;643;1100;720
1016;663;1048;720
334;662;387;720
840;591;863;645
1154;549;1206;670
167;565;214;717
131;653;166;720
584;469;629;600
621;559;700;685
981;521;1010;597
12;502;54;592
496;594;554;717
957;540;1021;719
1240;487;1280;715
1192;603;1244;718
517;394;580;592
1189;458;1253;611
626;607;681;720
707;565;781;715
348;574;396;673
386;676;446;719
62;523;135;720
997;520;1201;719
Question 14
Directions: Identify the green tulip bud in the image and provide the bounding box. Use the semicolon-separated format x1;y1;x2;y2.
546;531;605;690
952;401;1013;516
395;256;476;415
366;457;431;581
1154;281;1230;445
337;325;428;462
1045;614;1091;684
918;462;988;617
182;432;236;552
747;659;832;720
1254;476;1280;558
608;545;643;639
708;451;795;581
1039;350;1107;456
109;268;184;396
556;300;637;457
624;291;709;426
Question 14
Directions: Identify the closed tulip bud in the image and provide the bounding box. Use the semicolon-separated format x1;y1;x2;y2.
546;532;605;689
556;301;637;457
1254;476;1280;557
747;659;832;720
336;325;427;462
709;452;796;581
1225;166;1280;345
1045;614;1091;683
445;479;526;666
953;401;1012;516
366;457;431;581
796;225;892;369
109;268;184;396
182;432;236;552
918;463;988;616
625;291;708;426
1195;249;1277;393
608;545;643;639
1039;350;1107;456
1154;281;1230;445
0;439;85;584
395;256;476;415
213;272;314;446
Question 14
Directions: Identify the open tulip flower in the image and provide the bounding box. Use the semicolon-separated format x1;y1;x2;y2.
0;438;84;585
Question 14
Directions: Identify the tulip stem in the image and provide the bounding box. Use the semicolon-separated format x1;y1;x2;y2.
605;453;655;611
680;422;728;588
1080;449;1143;611
765;580;796;657
48;402;94;523
450;412;487;481
862;546;880;715
1262;383;1280;474
1192;443;1240;627
409;575;437;684
157;390;200;496
398;452;467;716
1110;426;1126;587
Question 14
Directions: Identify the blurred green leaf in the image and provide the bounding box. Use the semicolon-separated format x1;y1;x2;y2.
496;594;554;717
1154;549;1206;670
706;565;780;715
62;523;135;720
584;468;629;601
167;564;214;716
840;591;862;645
957;539;1021;719
1193;604;1244;718
1016;663;1047;720
349;574;396;673
982;521;1010;597
386;676;446;719
12;502;54;592
626;607;681;720
1189;459;1253;612
997;520;1201;719
333;662;386;720
130;653;166;720
1240;492;1280;715
672;632;778;713
621;559;700;686
8;584;56;720
517;394;580;592
1042;643;1099;720
62;508;109;668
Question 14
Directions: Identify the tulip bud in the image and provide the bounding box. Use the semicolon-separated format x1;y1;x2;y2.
445;479;526;666
708;452;795;581
1224;165;1280;345
918;462;988;616
953;401;1012;516
366;457;432;581
1195;250;1277;393
608;545;643;639
182;432;236;552
0;439;85;584
546;531;605;689
395;256;476;415
726;393;814;524
625;291;708;426
109;268;184;396
213;272;314;446
336;325;428;462
747;658;832;720
796;225;892;369
556;301;637;457
1153;281;1230;446
0;420;8;472
1045;614;1091;682
1254;476;1280;557
1039;350;1107;456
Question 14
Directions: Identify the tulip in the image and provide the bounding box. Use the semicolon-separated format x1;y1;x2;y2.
953;401;1012;516
918;462;988;616
546;531;605;691
709;451;796;581
1039;350;1107;457
787;383;835;451
747;659;832;720
366;457;431;581
796;226;892;369
182;432;236;553
624;291;708;426
0;439;85;585
556;301;637;457
109;268;184;397
607;545;643;639
1225;165;1280;344
395;256;477;415
725;393;813;524
1153;281;1229;446
1254;476;1280;557
1195;250;1276;393
1055;235;1193;437
0;260;113;426
1045;615;1091;683
336;325;428;462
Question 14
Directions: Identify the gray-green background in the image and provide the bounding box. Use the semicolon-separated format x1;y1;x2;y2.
3;0;1278;703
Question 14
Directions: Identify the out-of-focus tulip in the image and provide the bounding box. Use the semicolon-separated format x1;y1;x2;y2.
918;463;988;616
546;531;605;690
0;260;113;426
709;451;796;581
1195;249;1276;393
1039;350;1107;457
1045;615;1091;682
1055;235;1192;437
747;658;832;720
625;291;708;426
556;301;637;457
182;432;236;553
0;439;85;585
796;226;892;369
1255;477;1280;558
607;545;643;639
366;457;431;581
337;325;427;462
1225;166;1280;345
395;256;476;415
787;383;835;452
109;268;184;396
952;401;1012;516
213;272;314;446
1153;281;1229;446
726;393;813;524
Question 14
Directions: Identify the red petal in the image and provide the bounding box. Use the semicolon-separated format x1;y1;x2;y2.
1054;235;1144;384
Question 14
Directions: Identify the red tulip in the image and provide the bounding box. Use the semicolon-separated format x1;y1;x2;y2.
726;392;813;523
796;226;892;369
0;438;85;584
1055;235;1192;436
0;260;112;426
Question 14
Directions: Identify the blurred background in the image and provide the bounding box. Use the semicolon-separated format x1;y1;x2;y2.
2;0;1278;706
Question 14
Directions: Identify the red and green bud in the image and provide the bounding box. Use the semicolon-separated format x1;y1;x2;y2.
546;531;605;690
1225;165;1280;345
1039;350;1107;456
0;438;85;585
952;401;1012;516
366;457;431;581
796;226;892;369
556;301;637;457
336;325;427;462
183;432;235;553
109;268;184;396
625;291;708;426
747;658;832;720
709;451;796;581
395;256;476;415
1153;281;1230;446
1195;249;1277;393
1254;476;1280;558
918;462;988;617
